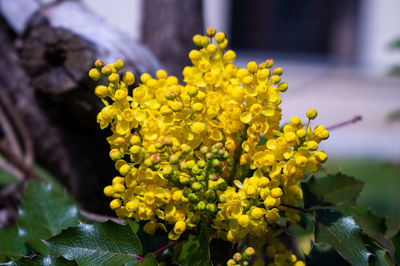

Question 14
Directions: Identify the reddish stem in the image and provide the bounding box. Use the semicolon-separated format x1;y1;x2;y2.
134;254;144;262
326;115;362;131
152;240;179;256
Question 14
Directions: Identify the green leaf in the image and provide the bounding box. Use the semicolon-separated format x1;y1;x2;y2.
391;230;400;264
177;222;212;266
141;253;158;266
306;245;351;266
353;210;395;261
44;221;142;266
17;181;79;254
0;169;17;186
314;208;371;266
302;173;363;209
0;226;26;260
1;255;76;265
370;249;394;266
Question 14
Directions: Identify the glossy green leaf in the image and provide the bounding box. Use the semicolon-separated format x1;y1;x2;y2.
314;208;371;266
1;255;76;265
0;226;26;260
177;222;211;266
17;181;79;254
353;210;395;261
44;221;142;266
302;173;363;208
370;249;393;266
141;253;158;266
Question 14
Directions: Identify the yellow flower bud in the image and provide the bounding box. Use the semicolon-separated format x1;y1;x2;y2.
89;68;101;81
126;200;138;212
94;85;109;98
290;116;302;127
306;108;318;120
173;220;186;234
247;61;258;74
206;27;216;37
140;73;152;83
103;185;114;197
160;105;173;116
95;59;105;68
272;67;283;76
270;75;281;84
314;151;328;163
192;34;203;46
114;59;124;71
250;207;265;219
278;82;288;92
110;199;122;210
130;135;141;145
108;73;120;83
215;32;226;43
156;69;168;79
266;209;280;223
119;164;131;176
223;50;236;63
270;187;283;198
218;38;229;50
206;44;217;55
123;72;135;85
189;50;201;62
113;183;125;193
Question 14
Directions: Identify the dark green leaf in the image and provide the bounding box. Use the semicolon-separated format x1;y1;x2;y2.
44;221;142;266
391;230;400;264
370;249;394;266
0;169;17;186
129;221;140;234
302;173;363;209
0;226;26;259
1;255;76;265
17;181;79;254
177;222;211;266
141;253;158;266
306;245;350;266
314;208;371;266
353;210;395;261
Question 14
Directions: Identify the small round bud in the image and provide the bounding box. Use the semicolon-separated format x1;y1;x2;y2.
306;108;318;120
270;75;281;84
223;50;236;63
119;164;131;176
114;59;124;71
101;65;112;76
244;247;255;257
265;59;274;68
110;199;121;210
95;85;109;98
95;59;105;68
156;69;168;80
206;44;217;55
205;189;216;201
197;201;206;210
191;182;202;191
109;149;122;161
200;146;209;154
278;82;288;92
89;68;101;81
193;34;203;46
188;193;199;203
169;154;179;165
212;159;220;168
206;27;216;37
233;252;242;261
200;36;209;47
104;185;114;197
247;61;258;74
272;67;283;76
206;203;217;213
218;38;229;50
205;152;213;160
123;72;135;85
108;73;120;83
215;32;226;44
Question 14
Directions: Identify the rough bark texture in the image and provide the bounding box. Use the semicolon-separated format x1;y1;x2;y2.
0;0;160;214
142;0;203;78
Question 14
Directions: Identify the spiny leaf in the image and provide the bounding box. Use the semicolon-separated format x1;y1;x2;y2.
302;173;363;209
0;226;26;260
1;255;76;265
314;208;371;266
353;210;395;262
17;181;79;254
44;221;142;266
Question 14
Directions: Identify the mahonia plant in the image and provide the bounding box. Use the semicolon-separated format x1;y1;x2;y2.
89;27;329;266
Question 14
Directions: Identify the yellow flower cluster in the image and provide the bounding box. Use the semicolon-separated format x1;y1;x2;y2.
90;27;329;264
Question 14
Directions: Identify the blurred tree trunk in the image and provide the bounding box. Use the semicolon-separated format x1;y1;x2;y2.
0;0;160;215
142;0;203;78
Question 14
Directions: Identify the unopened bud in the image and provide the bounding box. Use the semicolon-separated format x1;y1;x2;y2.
95;59;105;69
306;108;318;120
278;82;288;92
215;32;226;44
123;72;135;85
265;59;274;68
272;67;283;76
89;68;101;81
108;73;120;83
114;59;124;71
109;149;122;160
206;27;216;38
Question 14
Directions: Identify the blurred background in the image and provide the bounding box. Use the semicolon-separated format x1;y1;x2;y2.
0;0;399;235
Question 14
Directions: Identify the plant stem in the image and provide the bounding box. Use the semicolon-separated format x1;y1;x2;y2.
326;115;362;131
153;240;179;255
280;203;312;213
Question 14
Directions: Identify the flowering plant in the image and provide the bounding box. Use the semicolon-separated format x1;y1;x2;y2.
1;28;398;266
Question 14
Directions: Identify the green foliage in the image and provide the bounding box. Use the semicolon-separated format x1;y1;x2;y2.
302;173;363;208
139;253;158;266
44;222;142;266
302;172;399;266
0;227;26;261
17;181;79;254
314;208;371;265
1;255;77;265
177;222;212;266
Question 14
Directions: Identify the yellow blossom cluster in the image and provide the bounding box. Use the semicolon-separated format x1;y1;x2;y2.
90;27;329;264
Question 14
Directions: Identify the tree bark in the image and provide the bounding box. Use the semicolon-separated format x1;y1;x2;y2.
142;0;203;78
0;0;161;214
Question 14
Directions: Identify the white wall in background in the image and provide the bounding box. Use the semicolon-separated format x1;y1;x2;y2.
83;0;142;40
358;0;400;74
82;0;231;41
